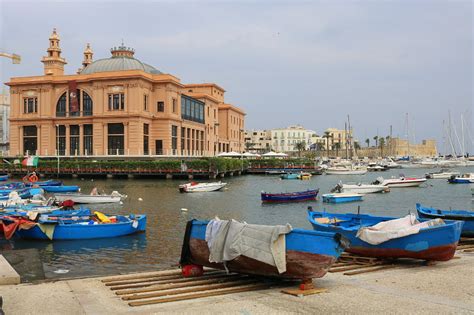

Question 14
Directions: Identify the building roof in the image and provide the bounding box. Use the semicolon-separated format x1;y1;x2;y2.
81;45;162;75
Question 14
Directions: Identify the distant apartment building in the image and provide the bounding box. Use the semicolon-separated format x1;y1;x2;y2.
244;125;323;153
0;91;10;151
244;129;272;152
324;128;357;150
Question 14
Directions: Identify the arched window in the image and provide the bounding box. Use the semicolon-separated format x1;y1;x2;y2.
56;93;67;117
56;90;93;117
83;91;93;116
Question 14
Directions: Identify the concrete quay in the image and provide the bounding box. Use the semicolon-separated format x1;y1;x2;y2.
1;252;473;314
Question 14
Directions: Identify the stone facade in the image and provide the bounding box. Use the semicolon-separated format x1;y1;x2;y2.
6;29;245;157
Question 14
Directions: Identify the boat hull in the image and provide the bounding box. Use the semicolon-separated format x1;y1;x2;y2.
42;185;80;193
179;182;227;193
54;194;122;204
261;189;319;203
0;175;9;181
280;174;299;180
341;185;388;194
416;204;474;237
322;194;362;203
448;178;473;184
325;170;367;175
16;215;146;240
307;211;463;261
181;220;345;280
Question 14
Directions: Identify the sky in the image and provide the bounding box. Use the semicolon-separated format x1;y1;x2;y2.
1;0;473;153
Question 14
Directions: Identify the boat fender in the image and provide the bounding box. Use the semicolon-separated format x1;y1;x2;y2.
132;220;139;229
181;264;203;277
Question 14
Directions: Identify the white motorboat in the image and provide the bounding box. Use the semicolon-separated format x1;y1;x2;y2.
54;191;127;204
425;169;461;179
332;182;390;194
325;165;367;175
179;181;227;193
367;165;388;172
381;158;401;169
372;176;427;188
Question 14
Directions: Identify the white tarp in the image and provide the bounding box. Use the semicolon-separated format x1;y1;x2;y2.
205;218;292;273
356;214;445;245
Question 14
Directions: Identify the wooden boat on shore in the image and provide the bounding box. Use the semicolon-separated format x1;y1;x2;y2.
261;189;319;203
54;191;126;204
12;213;146;240
179;219;346;280
307;210;463;261
179;182;227;193
322;193;363;203
372;176;426;188
416;203;474;237
0;175;8;181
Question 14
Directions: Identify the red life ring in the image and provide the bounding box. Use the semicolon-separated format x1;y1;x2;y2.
29;175;38;183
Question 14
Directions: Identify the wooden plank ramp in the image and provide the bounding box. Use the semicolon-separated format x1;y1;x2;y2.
102;268;294;307
457;238;474;252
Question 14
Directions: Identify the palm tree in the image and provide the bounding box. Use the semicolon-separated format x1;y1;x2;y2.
365;138;370;147
373;136;379;147
354;142;361;154
323;131;332;157
379;137;385;157
294;141;306;158
316;142;325;152
333;142;341;157
244;142;255;152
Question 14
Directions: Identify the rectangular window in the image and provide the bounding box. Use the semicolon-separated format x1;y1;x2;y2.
144;123;149;155
180;95;205;124
108;123;124;155
23;97;38;114
181;127;185;152
172;98;177;113
108;93;125;110
157;101;164;112
56;125;66;155
83;124;93;155
70;125;80;155
171;125;178;152
23;126;37;155
144;94;148;111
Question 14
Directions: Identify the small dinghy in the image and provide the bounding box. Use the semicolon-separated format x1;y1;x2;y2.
332;182;389;194
372;176;426;188
322;193;363;203
54;190;126;204
280;173;299;180
42;185;80;193
25;180;63;187
448;173;474;184
425;169;460;179
416;203;474;237
261;189;319;203
307;210;463;261
180;218;346;280
179;181;227;193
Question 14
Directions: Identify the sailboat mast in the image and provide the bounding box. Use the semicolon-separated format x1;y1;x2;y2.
405;113;410;158
461;113;465;157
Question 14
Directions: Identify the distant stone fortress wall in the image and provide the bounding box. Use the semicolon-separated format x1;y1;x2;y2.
299;138;437;158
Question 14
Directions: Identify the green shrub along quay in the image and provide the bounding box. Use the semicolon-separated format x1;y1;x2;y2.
0;158;318;177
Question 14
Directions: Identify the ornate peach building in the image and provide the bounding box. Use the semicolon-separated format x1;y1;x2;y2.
6;29;245;156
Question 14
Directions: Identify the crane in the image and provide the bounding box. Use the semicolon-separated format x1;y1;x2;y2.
0;51;21;64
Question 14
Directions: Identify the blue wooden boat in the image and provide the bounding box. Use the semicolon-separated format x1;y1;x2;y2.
416;203;474;237
25;180;63;187
180;219;346;280
307;210;463;261
0;183;26;192
41;185;80;193
261;189;319;203
322;193;363;203
280;173;299;180
0;189;32;200
0;175;9;181
14;214;146;240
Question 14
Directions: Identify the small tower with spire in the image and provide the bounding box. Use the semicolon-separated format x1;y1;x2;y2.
82;43;93;68
41;28;67;76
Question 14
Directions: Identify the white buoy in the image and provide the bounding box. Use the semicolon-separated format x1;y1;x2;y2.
138;197;143;201
181;208;188;212
119;201;123;205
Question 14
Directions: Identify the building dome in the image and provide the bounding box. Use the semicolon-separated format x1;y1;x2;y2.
80;44;162;75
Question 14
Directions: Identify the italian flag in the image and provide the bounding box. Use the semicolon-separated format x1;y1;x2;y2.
22;156;39;167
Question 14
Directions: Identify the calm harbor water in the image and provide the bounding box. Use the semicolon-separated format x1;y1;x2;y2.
2;166;473;279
